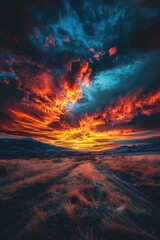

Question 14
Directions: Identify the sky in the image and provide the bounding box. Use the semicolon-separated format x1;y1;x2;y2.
0;0;160;151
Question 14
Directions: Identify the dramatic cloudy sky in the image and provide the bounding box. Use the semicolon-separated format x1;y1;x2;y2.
0;0;160;150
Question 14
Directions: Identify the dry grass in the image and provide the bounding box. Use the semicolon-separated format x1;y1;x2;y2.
0;158;74;198
0;155;159;240
99;154;160;186
71;162;105;183
63;202;75;219
0;165;7;177
33;206;47;221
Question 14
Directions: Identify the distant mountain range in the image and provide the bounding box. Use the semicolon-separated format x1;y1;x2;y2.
0;138;68;155
104;142;160;154
0;138;71;158
0;138;160;159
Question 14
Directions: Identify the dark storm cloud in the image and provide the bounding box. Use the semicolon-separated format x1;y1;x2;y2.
114;135;160;146
73;52;160;115
103;112;160;133
1;0;159;58
127;113;160;131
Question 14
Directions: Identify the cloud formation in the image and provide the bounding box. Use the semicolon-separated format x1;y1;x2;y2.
0;0;160;150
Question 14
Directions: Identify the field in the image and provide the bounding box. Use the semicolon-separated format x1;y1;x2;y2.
0;153;160;240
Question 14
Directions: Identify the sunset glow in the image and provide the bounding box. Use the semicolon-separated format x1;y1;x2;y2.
1;54;160;150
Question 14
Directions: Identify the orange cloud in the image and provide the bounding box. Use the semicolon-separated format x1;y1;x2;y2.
1;55;160;151
108;47;117;56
